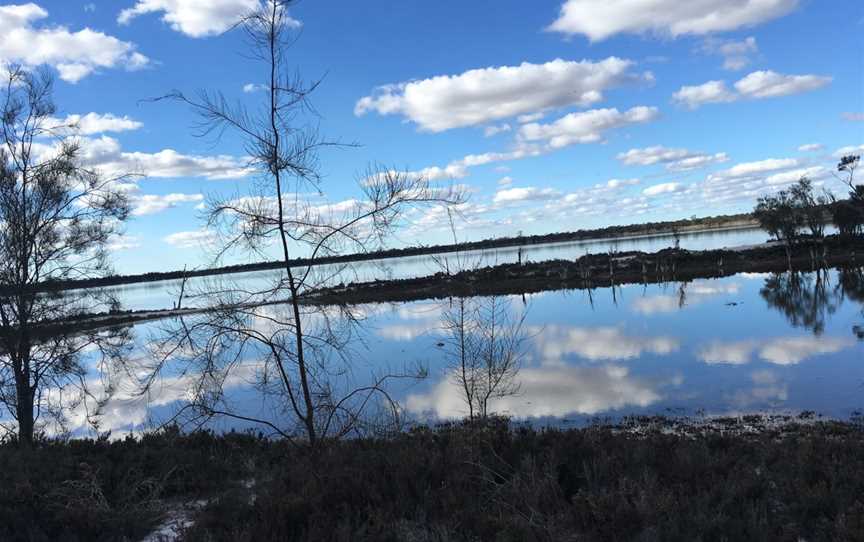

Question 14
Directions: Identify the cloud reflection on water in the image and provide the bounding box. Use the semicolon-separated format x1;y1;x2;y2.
699;336;854;365
407;363;671;419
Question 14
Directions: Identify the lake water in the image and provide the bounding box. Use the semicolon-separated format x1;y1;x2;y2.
25;227;864;437
69;266;864;437
99;227;771;312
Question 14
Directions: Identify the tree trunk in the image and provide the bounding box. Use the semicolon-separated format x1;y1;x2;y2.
15;379;34;447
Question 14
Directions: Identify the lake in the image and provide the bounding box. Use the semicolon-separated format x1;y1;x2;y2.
97;226;773;312
60;228;863;437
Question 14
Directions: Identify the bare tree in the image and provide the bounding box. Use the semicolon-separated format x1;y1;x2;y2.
442;295;528;421
146;0;464;446
0;65;132;446
436;212;528;421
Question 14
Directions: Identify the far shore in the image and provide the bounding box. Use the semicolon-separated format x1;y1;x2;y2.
24;212;759;294
28;234;862;338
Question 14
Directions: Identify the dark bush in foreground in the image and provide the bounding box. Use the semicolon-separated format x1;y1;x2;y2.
2;417;864;541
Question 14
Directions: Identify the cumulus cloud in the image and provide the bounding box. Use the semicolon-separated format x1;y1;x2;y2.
604;178;640;188
54;113;143;135
696;157;821;206
734;70;831;98
643;182;684;197
76;136;252;180
163;229;217;248
763;166;827;185
483;123;512;137
0;3;150;82
118;0;300;38
833;144;864;158
672;80;737;108
710;158;799;180
618;145;729;172
493;186;560;205
106;234;140;251
132;193;204;216
518;106;659;148
355;57;651;132
547;0;798;41
701;36;759;70
798;143;823;152
242;83;266;93
674;70;831;109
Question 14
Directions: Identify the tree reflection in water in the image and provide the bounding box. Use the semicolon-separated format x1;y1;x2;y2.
761;266;864;340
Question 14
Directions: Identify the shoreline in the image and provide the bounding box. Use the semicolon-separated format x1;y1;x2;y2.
31;235;863;334
27;213;759;293
305;235;863;305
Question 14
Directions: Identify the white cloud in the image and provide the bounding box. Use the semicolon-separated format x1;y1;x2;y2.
702;36;759;70
834;144;864;158
734;70;831;98
355;57;652;132
518;106;659;148
764;166;827;185
77;136;252;179
643;182;684;197
0;3;150;82
55;113;143;135
675;70;831;109
842;112;864;122
163;229;217;248
483;123;511;137
517;112;545;123
132;193;204;216
605;178;640;188
493;186;560;205
242;83;266;93
118;0;301;38
497;176;514;187
709;158;799;180
618;145;729;172
798;143;823;152
547;0;798;41
673;80;738;108
106;234;140;251
84;3;97;13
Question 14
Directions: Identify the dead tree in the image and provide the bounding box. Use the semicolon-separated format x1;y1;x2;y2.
145;0;464;446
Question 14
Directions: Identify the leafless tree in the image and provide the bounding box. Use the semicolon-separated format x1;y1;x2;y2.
442;295;528;421
145;0;464;446
0;65;132;446
436;211;528;421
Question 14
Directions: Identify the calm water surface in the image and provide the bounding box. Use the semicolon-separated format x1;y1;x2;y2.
81;265;864;436
101;227;771;312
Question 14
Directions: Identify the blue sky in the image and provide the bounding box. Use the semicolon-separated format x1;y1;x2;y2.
7;0;863;273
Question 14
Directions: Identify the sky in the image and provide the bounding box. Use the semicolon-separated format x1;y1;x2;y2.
5;0;863;274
